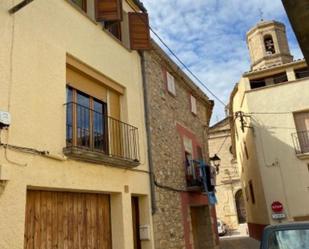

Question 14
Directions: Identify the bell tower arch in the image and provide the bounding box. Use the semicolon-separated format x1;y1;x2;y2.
247;20;293;70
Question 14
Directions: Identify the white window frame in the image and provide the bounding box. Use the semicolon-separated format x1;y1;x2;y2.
190;95;197;115
166;71;176;96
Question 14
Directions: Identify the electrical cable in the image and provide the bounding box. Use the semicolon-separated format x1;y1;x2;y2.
216;135;228;155
246;111;291;115
149;27;226;107
133;9;227;107
154;179;188;193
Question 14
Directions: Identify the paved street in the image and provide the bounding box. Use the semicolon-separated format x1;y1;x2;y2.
220;236;260;249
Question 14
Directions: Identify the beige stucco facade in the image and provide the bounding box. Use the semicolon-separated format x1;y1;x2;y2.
230;20;309;240
0;1;154;249
231;58;309;238
209;119;244;231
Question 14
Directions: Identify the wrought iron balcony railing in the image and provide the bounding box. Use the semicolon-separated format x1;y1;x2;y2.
65;102;140;165
292;130;309;154
185;160;204;189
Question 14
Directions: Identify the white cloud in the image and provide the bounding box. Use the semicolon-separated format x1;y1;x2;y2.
142;0;303;124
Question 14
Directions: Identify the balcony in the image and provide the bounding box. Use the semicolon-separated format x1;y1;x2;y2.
185;160;204;191
64;102;140;167
292;131;309;157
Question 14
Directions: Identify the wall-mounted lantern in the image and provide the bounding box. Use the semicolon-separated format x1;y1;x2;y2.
210;154;221;174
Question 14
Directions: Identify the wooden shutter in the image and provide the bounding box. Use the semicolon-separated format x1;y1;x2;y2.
190;95;197;115
129;12;151;50
166;71;176;95
95;0;123;22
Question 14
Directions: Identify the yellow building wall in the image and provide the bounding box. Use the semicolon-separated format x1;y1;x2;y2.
233;63;309;226
0;1;153;249
232;85;269;226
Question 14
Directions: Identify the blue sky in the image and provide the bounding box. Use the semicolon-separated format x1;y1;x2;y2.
142;0;303;124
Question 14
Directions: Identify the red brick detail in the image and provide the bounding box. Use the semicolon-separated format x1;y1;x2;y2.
177;124;218;249
181;193;209;249
176;123;201;158
210;206;220;245
248;222;268;241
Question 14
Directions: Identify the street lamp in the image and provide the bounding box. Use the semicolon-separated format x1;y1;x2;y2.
210;154;221;174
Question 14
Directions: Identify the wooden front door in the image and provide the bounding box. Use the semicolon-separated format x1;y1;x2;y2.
190;206;213;249
24;190;112;249
132;197;141;249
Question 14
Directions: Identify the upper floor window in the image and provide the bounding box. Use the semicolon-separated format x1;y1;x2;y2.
293;111;309;154
104;21;122;41
70;0;87;11
295;67;309;79
166;71;176;96
66;86;108;152
69;0;150;49
264;35;276;55
190;95;197;115
249;180;255;204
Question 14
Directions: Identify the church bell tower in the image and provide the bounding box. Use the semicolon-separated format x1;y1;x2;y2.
247;20;293;70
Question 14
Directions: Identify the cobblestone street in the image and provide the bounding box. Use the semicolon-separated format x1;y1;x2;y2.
220;236;260;249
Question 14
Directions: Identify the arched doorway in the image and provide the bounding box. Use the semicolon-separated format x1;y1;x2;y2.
235;189;246;224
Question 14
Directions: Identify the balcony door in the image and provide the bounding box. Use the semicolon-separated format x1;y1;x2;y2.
294;111;309;153
66;86;107;152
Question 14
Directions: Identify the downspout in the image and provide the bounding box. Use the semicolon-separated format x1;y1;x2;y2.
140;51;157;214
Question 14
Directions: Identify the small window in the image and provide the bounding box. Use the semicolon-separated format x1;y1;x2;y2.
104;21;122;41
264;35;275;55
244;142;249;160
190;95;197;115
70;0;87;11
293;111;309;153
295;67;309;79
249;180;255;204
244;184;249;202
66;86;108;151
273;72;288;84
166;71;176;95
250;79;266;89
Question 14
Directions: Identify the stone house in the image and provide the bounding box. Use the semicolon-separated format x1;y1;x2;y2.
230;20;309;240
142;42;219;249
209;118;246;233
0;1;154;249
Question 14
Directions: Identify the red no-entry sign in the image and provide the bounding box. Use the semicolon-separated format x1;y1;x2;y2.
271;201;284;213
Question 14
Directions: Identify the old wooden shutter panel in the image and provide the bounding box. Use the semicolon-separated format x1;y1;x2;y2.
95;0;123;22
129;12;151;50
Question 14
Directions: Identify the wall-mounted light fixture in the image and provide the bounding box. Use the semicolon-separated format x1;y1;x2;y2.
210;154;221;174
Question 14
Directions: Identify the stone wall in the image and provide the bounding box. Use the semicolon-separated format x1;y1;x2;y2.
144;47;217;249
209;119;244;231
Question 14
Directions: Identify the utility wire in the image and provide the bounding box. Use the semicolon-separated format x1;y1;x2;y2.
149;27;226;107
133;9;226;107
216;135;228;155
246;111;291;115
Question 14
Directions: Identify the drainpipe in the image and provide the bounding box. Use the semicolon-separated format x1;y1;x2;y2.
139;51;157;214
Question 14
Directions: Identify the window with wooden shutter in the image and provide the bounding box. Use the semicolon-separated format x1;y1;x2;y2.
294;111;309;153
95;0;123;22
190;95;197;115
70;0;87;11
166;71;176;95
129;12;151;50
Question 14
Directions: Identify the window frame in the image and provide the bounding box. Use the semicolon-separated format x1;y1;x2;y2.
190;95;197;115
70;0;87;12
66;86;108;152
166;71;176;96
249;180;256;204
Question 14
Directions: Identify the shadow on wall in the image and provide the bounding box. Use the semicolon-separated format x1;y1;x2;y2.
241;117;309;240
